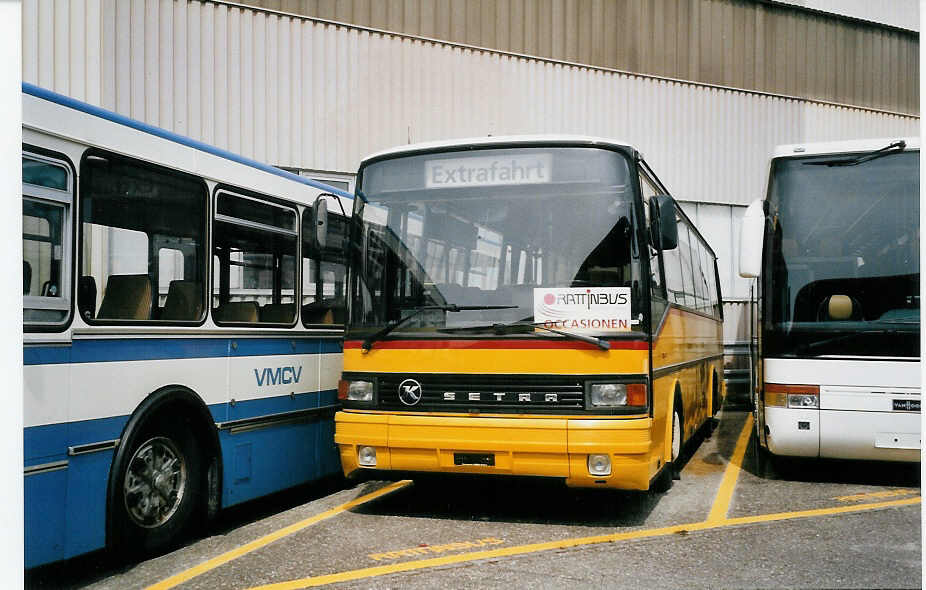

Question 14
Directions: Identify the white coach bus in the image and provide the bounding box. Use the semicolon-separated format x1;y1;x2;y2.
23;83;351;567
740;137;920;466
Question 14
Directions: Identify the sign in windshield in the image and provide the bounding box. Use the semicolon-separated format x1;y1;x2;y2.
534;287;632;333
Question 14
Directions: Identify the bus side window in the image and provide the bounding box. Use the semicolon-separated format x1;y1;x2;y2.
23;153;72;327
302;209;347;326
80;150;207;324
212;191;298;325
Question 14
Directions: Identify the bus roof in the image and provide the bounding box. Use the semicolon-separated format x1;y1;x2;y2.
361;134;639;165
22;82;354;201
772;136;920;158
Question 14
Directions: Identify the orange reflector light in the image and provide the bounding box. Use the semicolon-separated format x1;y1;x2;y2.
628;383;647;406
337;379;349;400
764;383;819;407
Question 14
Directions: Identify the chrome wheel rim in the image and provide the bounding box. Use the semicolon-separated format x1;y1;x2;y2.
671;410;681;462
123;436;186;528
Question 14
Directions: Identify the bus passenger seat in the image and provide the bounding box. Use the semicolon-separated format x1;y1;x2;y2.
97;274;153;320
213;301;259;323
161;280;203;321
818;294;862;321
78;276;97;320
302;301;334;324
260;303;295;323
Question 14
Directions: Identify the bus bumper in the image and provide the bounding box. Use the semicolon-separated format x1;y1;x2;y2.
335;411;658;490
765;407;921;462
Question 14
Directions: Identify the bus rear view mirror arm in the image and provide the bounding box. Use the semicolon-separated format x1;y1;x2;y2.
739;199;765;278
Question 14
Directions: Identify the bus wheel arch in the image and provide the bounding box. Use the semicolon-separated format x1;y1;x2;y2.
106;385;221;556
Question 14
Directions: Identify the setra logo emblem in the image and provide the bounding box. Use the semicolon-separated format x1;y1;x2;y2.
398;379;423;406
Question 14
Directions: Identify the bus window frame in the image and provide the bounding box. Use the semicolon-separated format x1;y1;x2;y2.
636;163;669;335
23;146;76;333
351;142;652;337
211;186;301;328
637;171;722;322
301;206;347;328
77;148;210;327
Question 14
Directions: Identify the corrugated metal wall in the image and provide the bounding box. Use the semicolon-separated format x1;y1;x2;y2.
20;0;919;300
237;0;920;115
774;0;919;32
21;0;917;202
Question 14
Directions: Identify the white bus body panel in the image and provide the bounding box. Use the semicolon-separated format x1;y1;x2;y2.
764;358;921;462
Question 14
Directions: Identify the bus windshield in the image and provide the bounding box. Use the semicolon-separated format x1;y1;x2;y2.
348;146;647;339
763;149;919;357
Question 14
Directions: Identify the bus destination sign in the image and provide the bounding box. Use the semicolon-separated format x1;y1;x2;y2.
425;153;553;188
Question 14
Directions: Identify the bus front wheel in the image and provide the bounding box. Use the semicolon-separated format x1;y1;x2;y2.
114;419;202;556
670;403;683;480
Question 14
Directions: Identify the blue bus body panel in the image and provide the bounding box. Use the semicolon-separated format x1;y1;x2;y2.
24;336;343;568
218;388;341;507
64;450;114;561
25;469;68;567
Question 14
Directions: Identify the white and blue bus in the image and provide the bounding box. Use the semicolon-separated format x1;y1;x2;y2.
23;83;352;568
739;138;920;467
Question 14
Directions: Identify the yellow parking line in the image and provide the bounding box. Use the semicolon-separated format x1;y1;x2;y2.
247;496;920;590
706;413;754;522
146;480;412;590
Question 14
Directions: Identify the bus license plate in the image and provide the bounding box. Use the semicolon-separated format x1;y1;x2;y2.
454;453;495;466
892;399;920;412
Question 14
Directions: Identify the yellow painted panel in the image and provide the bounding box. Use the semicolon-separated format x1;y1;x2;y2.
334;412;388;446
336;411;661;489
565;452;653;490
387;415;568;454
652;307;723;370
344;347;648;375
567;418;653;455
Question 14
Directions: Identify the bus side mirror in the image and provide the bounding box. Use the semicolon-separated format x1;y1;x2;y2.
313;195;329;250
739;199;765;278
648;194;678;251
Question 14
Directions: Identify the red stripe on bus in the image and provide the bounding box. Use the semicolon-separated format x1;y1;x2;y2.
343;339;650;351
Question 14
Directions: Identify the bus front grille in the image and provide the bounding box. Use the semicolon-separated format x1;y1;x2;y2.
377;374;585;413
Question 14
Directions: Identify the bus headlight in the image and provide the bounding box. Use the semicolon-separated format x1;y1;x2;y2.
587;454;611;476
590;383;627;406
358;446;377;467
765;383;819;408
588;383;647;407
788;394;819;409
339;379;374;402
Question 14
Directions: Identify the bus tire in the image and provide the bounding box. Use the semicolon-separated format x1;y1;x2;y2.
752;426;771;478
113;418;202;557
651;463;673;493
670;400;683;480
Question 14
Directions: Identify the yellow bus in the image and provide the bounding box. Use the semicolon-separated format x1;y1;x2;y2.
334;136;724;492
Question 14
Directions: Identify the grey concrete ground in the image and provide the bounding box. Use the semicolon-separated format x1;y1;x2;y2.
26;410;921;589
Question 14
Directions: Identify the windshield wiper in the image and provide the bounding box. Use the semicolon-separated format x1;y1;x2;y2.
439;319;611;350
804;140;906;167
362;304;517;351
